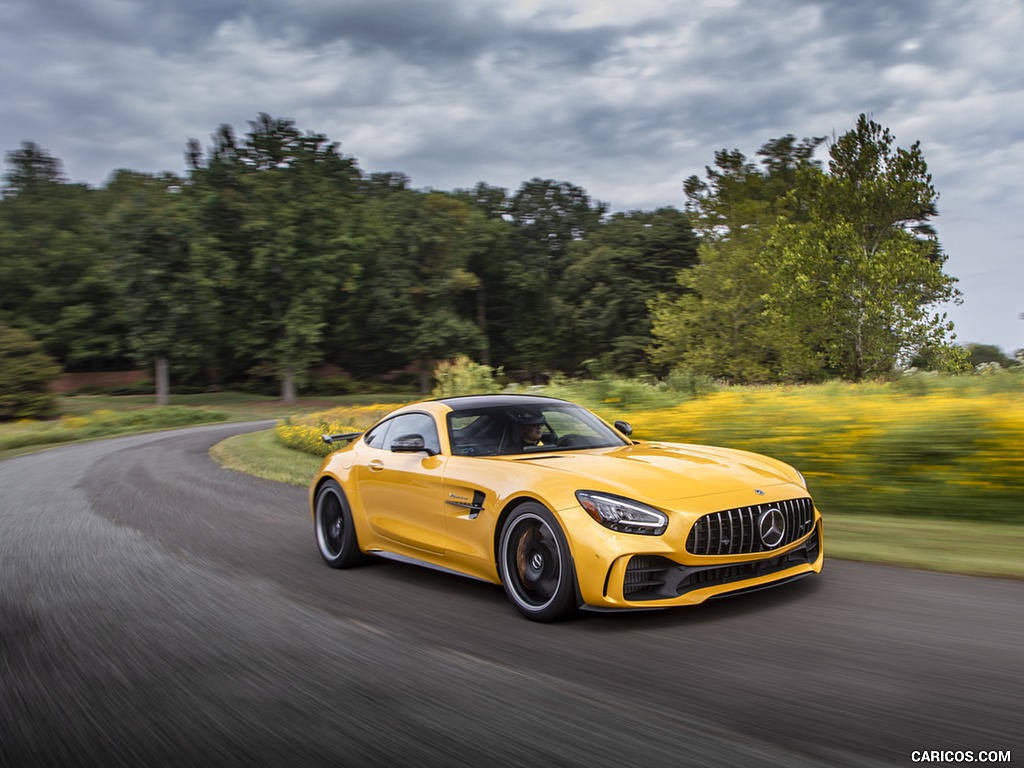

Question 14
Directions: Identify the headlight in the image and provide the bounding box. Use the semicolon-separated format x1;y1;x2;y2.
576;491;668;536
795;471;808;489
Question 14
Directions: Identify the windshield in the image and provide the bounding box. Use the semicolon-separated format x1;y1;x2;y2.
446;402;628;456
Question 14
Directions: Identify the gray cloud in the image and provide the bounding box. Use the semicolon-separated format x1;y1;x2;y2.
2;0;1021;350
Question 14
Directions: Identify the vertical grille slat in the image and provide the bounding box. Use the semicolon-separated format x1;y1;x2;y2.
686;497;815;556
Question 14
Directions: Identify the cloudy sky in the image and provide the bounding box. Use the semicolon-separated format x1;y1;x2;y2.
3;0;1021;354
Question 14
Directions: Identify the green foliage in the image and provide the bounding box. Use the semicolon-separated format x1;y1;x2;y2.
762;116;962;380
650;136;823;382
1;143;131;369
189;115;363;399
105;170;220;382
0;324;60;419
333;189;486;386
0;115;981;396
653;118;964;384
649;237;801;383
495;178;611;373
432;355;503;398
558;208;697;375
965;343;1019;369
539;369;718;412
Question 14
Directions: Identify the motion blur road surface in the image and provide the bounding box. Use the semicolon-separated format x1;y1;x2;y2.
1;423;1021;767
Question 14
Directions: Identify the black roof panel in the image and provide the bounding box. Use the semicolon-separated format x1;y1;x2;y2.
436;393;572;411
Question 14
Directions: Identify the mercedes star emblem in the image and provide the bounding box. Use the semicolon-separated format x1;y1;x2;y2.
758;507;786;548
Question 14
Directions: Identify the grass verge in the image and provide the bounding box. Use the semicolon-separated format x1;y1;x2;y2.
212;428;1024;580
211;428;324;486
0;407;231;459
0;392;413;461
826;515;1024;579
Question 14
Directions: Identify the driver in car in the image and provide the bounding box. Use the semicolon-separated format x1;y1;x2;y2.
508;410;546;451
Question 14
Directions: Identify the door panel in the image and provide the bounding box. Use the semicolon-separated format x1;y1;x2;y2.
353;412;447;555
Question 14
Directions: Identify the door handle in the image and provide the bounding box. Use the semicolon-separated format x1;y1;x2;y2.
368;459;385;472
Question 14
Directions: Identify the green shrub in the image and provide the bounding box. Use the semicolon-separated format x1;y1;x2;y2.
432;355;503;398
0;325;61;420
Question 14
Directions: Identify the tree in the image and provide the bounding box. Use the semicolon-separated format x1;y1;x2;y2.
558;208;697;375
0;323;60;419
964;343;1018;369
105;170;219;404
335;189;484;390
189;114;363;400
503;179;608;373
763;115;964;380
649;136;823;381
0;143;130;371
2;141;65;196
451;182;518;367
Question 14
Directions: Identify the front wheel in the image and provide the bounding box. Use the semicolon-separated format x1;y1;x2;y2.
498;503;578;622
314;480;365;568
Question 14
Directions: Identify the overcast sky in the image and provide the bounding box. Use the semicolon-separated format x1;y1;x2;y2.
2;0;1021;354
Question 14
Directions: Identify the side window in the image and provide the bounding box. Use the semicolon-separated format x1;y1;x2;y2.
385;413;441;455
362;419;392;450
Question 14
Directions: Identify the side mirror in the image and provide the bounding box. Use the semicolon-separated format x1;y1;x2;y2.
614;420;633;437
390;433;436;455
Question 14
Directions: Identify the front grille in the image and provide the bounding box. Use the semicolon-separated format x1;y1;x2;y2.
622;524;821;601
686;497;814;555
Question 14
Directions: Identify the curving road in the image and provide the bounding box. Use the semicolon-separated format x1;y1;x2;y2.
1;423;1021;767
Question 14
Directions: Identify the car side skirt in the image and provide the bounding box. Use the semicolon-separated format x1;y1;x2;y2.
368;549;494;583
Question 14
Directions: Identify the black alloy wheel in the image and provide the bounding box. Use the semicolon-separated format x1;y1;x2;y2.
498;502;577;622
314;480;364;568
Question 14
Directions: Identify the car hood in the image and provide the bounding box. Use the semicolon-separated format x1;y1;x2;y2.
505;441;801;502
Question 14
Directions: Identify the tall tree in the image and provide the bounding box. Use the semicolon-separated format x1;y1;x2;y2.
451;182;517;367
558;207;697;375
336;189;484;390
504;178;607;373
189;115;363;400
763;115;964;379
649;136;823;381
105;170;219;403
0;142;129;370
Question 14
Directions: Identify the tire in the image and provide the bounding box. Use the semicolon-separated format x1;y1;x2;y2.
498;502;578;622
314;480;365;568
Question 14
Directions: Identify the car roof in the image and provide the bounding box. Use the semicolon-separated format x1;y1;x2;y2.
434;394;573;412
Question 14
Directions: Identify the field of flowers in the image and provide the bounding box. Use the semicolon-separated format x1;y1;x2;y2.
273;373;1022;524
275;404;397;457
612;376;1023;523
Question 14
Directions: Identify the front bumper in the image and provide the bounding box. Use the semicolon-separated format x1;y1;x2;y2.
575;517;824;609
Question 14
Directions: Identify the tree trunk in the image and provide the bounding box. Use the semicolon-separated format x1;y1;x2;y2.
281;366;297;403
155;357;170;406
477;285;490;367
418;361;432;395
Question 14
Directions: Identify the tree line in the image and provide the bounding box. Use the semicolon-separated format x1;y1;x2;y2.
0;112;965;405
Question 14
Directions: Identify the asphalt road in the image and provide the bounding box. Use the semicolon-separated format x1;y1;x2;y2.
1;422;1021;768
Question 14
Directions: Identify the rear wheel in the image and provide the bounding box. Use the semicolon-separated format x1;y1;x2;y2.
314;480;364;568
498;503;577;622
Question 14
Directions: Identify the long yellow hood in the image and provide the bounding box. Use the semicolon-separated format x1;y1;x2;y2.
502;442;801;502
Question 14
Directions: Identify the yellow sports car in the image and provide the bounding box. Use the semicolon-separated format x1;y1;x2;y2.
310;394;823;621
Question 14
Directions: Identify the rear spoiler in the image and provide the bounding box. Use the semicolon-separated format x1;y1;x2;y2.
321;432;362;445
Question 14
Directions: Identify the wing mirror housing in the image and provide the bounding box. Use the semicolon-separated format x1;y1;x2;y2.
390;433;437;455
614;420;633;437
